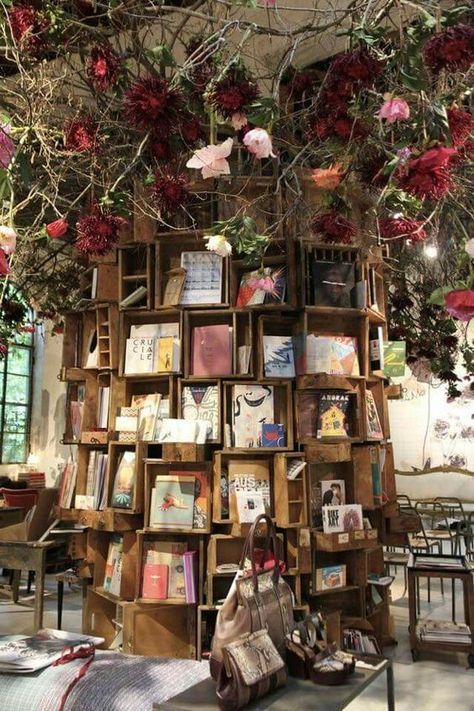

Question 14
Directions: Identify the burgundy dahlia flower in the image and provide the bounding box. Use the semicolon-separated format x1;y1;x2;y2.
64;117;98;153
397;146;457;200
8;4;48;56
312;211;357;244
378;217;427;243
447;107;474;147
151;174;189;215
76;207;125;255
207;70;259;119
329;49;385;87
87;43;121;91
423;24;474;74
124;76;183;131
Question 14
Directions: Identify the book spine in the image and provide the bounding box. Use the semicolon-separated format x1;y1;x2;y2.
183;551;197;603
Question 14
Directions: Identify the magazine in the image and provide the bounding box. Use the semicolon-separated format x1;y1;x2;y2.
0;629;104;673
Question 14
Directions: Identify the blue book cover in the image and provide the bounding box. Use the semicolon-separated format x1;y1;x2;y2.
150;475;195;529
261;423;286;447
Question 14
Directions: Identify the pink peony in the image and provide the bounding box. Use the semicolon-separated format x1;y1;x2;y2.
378;97;410;123
231;112;248;130
243;128;276;159
0;226;16;255
0;249;10;276
444;289;474;321
186;138;233;179
0;123;15;169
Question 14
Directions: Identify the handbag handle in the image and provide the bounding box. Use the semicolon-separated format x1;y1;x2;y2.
239;514;280;592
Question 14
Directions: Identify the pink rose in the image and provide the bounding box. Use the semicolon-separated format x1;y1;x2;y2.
444;289;474;321
0;123;15;169
378;97;410;123
231;113;248;130
243;128;276;159
46;217;69;239
186;137;233;179
0;248;10;276
0;226;16;255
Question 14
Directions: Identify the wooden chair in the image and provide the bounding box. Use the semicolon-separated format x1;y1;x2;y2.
0;488;39;517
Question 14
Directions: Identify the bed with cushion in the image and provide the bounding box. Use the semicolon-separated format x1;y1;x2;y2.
0;648;211;711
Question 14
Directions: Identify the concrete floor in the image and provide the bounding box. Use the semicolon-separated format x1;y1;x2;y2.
0;570;472;710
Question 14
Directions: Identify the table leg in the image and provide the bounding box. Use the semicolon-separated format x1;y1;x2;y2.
12;570;21;603
386;661;395;711
57;580;64;630
33;557;45;632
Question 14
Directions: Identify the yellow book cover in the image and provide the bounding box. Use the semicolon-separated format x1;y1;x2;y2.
157;337;174;372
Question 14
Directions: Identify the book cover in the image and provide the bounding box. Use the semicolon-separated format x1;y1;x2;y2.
317;391;351;439
181;385;219;441
264;266;287;304
141;563;168;600
136;393;162;441
263;336;295;378
124;337;156;374
261;423;286;447
153;418;199;444
119;285;147;309
228;459;271;522
321;479;346;506
232;384;274;448
369;445;383;503
110;451;136;508
144;541;188;599
150;475;196;529
157;336;177;373
236;268;271;307
322;504;363;533
180;251;223;305
192;325;232;377
163;268;186;306
315;564;347;591
383;341;406;377
236;490;265;523
312;261;355;308
306;335;359;376
191;469;208;530
365;390;383;440
183;550;197;603
103;535;123;593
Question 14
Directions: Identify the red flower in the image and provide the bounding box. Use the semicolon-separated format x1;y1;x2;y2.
207;70;259;119
64;117;98;153
8;4;48;56
179;113;202;144
378;217;427;243
307;117;332;141
87;43;121;91
149;137;171;162
329;50;385;87
447;108;474;147
288;71;315;98
444;289;474;321
76;207;125;255
151;174;189;215
0;342;7;356
423;24;474;74
312;211;357;244
0;248;10;276
397;146;457;199
124;76;183;131
333;116;367;140
46;217;69;239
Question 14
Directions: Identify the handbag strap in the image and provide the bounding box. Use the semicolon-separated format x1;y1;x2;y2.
239;514;280;592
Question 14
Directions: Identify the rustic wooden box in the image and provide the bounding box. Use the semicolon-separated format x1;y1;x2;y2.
105;440;147;514
92;530;138;601
295;382;363;444
257;316;299;380
118;243;154;310
96;304;119;370
274;452;307;528
312;529;378;552
363;377;390;441
61;312;83;370
217;176;282;235
63;371;99;444
122;601;196;658
119;309;183;378
177;378;222;445
285;527;312;574
298;244;360;309
212;451;275;523
84;587;119;648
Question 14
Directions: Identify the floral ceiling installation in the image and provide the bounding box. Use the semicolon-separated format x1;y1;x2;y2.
0;0;471;396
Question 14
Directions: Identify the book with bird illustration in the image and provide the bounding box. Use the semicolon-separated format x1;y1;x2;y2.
150;474;196;530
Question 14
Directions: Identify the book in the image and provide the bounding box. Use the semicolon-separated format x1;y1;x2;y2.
110;451;136;508
260;423;286;447
103;535;123;595
228;459;271;522
119;285;147;309
181;385;219;441
237;345;252;375
367;573;394;587
0;629;104;673
232;384;274;448
264;266;287;304
192;470;209;530
322;504;363;533
97;386;110;429
321;479;346;507
153;418;207;444
236;268;271;307
369;445;383;504
383;341;406;377
317;391;352;439
236;490;266;523
191;325;232;376
124;337;156;374
141;563;169;600
306;335;359;376
286;459;306;480
157;336;179;373
312;260;355;308
134;393;162;441
163;267;186;306
369;326;384;372
143;541;187;599
183;550;198;603
315;564;346;591
58;460;77;509
263;336;295;378
150;474;196;529
365;390;383;439
84;328;98;369
180;251;223;305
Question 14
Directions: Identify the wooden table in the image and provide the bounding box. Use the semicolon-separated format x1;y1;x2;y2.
0;506;23;528
0;540;54;631
156;659;395;710
408;552;474;666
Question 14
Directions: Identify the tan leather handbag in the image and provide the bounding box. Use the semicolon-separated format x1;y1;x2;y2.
210;514;294;680
216;628;288;711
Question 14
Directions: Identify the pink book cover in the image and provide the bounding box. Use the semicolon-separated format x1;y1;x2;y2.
141;563;169;599
192;325;231;376
183;550;197;603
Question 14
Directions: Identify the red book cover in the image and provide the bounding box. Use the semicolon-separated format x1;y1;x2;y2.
141;563;169;599
191;325;232;376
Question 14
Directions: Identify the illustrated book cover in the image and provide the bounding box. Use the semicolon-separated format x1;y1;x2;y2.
312;260;355;308
365;390;383;440
110;451;136;508
306;335;359;376
317;391;352;439
263;335;295;378
228;459;271;522
322;504;363;533
260;423;286;447
124;337;156;374
321;479;346;506
181;385;219;441
191;324;232;377
232;384;274;448
315;564;347;591
150;474;196;529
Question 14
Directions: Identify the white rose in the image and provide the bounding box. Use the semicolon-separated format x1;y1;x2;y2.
205;234;232;257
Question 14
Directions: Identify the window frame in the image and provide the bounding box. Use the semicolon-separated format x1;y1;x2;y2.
0;329;34;464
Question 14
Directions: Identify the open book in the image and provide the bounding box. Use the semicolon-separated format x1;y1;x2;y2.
0;629;104;673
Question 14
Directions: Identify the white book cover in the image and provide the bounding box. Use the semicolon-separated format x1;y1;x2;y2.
125;337;156;374
263;336;295;378
181;385;219;441
322;504;363;533
85;451;97;496
130;322;179;338
180;251;223;305
232;384;274;448
154;419;199;443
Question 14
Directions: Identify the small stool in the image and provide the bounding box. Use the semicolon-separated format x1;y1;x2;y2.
56;569;80;630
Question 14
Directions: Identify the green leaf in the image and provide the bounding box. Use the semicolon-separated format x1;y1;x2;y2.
428;286;452;306
146;44;176;67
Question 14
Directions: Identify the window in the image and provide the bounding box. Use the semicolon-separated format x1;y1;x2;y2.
0;327;34;463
